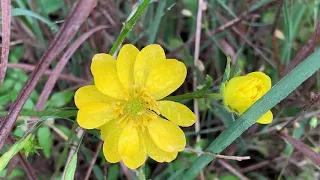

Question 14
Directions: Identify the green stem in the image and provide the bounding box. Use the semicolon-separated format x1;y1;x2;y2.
163;92;222;102
0;109;77;118
137;165;146;180
109;0;151;55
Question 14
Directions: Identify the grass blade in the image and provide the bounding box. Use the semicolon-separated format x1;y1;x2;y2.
11;8;59;32
148;0;166;44
63;152;78;180
182;49;320;179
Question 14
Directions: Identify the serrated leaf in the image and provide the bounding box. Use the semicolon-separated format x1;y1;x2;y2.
0;135;31;171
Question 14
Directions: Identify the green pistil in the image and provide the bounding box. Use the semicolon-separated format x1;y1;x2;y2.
125;99;144;115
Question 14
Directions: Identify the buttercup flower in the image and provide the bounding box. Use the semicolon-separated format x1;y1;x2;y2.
222;72;273;124
74;44;196;169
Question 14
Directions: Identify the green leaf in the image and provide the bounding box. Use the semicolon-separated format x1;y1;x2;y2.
39;0;63;14
11;8;59;32
182;48;320;179
309;117;318;128
7;168;25;179
37;126;52;158
9;46;24;63
55;125;71;137
46;91;75;108
64;153;78;180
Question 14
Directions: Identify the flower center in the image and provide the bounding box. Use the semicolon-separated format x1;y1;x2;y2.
237;78;264;101
112;85;160;129
124;99;144;115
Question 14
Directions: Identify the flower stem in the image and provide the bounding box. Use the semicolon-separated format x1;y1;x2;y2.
163;92;222;102
109;0;151;55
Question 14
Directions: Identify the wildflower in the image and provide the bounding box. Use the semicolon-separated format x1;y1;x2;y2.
222;72;273;124
74;44;196;169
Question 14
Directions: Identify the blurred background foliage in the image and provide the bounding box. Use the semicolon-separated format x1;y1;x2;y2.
0;0;319;179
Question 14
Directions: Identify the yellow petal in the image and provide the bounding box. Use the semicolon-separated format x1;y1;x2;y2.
134;44;166;87
117;44;139;90
158;101;196;127
223;76;255;111
121;135;147;169
145;59;187;100
147;117;186;152
91;54;126;100
143;130;178;162
77;103;115;129
247;72;272;91
118;122;140;157
256;110;273;124
101;119;123;163
74;85;115;109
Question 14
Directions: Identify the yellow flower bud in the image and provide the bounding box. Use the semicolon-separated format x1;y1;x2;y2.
222;72;273;124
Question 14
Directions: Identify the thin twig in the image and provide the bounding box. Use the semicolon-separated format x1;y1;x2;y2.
271;0;284;74
240;156;286;173
252;109;320;137
0;40;23;48
120;161;132;180
7;63;87;83
0;0;98;150
218;160;250;180
279;93;320;132
34;25;109;111
193;0;205;143
84;142;103;180
0;0;11;86
184;148;251;161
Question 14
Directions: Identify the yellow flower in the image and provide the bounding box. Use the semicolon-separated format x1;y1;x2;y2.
222;72;273;124
74;44;196;169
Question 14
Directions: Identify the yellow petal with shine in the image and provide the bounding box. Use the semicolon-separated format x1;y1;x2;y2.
117;44;139;90
77;103;115;129
223;76;255;111
121;135;147;169
118;122;140;157
247;72;272;91
91;54;126;100
143;130;178;162
75;85;115;109
145;59;186;100
256;110;273;124
158;101;196;127
101;119;123;163
134;44;166;87
147;117;186;152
